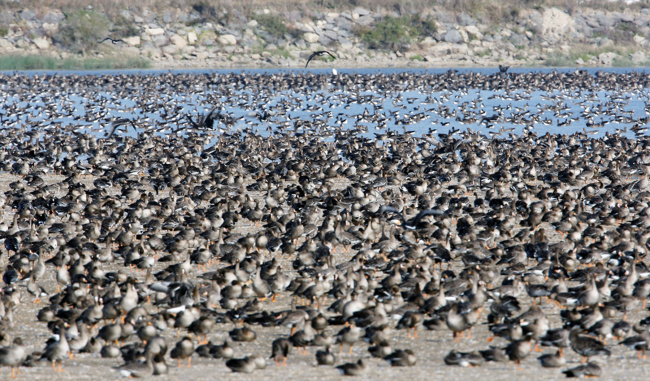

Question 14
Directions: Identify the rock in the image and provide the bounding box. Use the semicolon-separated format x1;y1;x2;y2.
42;23;59;36
501;29;512;38
295;39;306;49
251;53;261;60
576;57;584;65
633;17;649;27
145;28;165;36
464;25;482;39
0;38;14;50
247;20;258;28
420;37;436;46
355;15;374;26
595;14;616;29
459;29;469;43
195;51;209;60
353;7;370;16
202;38;215;46
41;11;65;24
134;15;144;23
598;52;618;65
303;33;319;43
187;32;197;44
631;51;646;64
323;30;338;41
161;45;179;55
318;34;333;46
633;34;646;45
337;17;352;31
152;35;169;46
542;8;575;36
170;34;188;49
266;43;277;50
338;37;353;49
162;12;174;23
0;11;14;24
20;9;36;21
32;37;49;49
443;30;463;44
218;34;237;45
457;13;476;26
123;36;141;46
430;42;453;55
424;55;440;62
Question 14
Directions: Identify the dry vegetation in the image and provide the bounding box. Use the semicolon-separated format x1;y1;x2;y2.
0;0;644;20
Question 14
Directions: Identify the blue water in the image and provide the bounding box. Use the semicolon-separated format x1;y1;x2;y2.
0;68;648;147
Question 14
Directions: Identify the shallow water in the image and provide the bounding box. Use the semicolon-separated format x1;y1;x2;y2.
0;67;648;157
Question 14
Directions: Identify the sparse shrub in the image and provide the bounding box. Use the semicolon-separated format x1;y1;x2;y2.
253;14;288;39
111;14;139;39
54;10;110;53
0;26;8;37
357;16;413;50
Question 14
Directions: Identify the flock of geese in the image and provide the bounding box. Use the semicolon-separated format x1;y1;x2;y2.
0;69;649;378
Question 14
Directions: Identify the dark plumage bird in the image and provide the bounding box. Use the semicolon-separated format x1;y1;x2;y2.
99;37;127;44
305;51;336;68
270;338;291;366
336;359;367;376
562;362;602;378
316;346;336;365
225;355;265;373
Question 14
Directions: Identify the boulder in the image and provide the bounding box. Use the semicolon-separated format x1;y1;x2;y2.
170;34;187;49
420;37;436;46
355;15;374;26
123;36;141;46
0;38;14;50
429;42;452;55
459;29;469;43
218;34;237;45
443;30;463;44
42;23;59;36
20;9;36;21
41;11;65;24
464;25;482;39
598;52;618;65
633;34;647;45
145;28;165;36
542;8;575;36
187;32;197;44
33;37;50;49
161;44;179;55
152;35;169;46
162;12;174;23
457;13;476;26
323;30;338;41
353;7;370;16
303;33;319;43
631;51;646;64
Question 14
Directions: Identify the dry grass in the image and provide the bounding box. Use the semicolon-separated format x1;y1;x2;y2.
0;0;643;19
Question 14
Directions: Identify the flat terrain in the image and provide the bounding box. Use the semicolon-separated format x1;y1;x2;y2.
2;171;650;381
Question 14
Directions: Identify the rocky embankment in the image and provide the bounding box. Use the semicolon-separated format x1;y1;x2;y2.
1;5;650;69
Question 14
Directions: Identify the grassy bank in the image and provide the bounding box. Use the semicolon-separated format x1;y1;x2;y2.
0;54;150;70
542;44;649;67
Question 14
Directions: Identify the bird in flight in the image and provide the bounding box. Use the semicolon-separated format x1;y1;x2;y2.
99;37;127;44
305;51;336;68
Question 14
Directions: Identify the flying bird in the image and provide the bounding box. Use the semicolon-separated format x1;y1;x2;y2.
99;37;127;44
305;51;336;68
